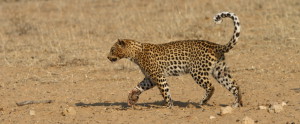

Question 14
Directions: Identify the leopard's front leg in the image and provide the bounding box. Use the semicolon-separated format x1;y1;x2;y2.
153;76;173;108
128;88;142;106
128;78;156;106
157;82;173;108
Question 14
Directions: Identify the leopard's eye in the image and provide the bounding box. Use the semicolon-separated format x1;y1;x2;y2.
111;47;115;53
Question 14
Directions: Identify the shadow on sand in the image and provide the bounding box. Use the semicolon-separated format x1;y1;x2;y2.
75;100;205;108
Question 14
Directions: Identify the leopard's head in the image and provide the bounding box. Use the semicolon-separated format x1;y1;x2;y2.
107;39;139;62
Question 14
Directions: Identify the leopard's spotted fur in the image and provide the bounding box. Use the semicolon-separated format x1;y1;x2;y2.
107;12;242;108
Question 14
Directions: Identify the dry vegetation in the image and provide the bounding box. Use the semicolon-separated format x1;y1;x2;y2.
0;0;299;123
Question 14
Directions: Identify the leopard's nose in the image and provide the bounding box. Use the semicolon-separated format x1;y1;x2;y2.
107;57;117;62
110;58;117;62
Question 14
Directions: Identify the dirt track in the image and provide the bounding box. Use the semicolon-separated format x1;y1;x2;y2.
0;0;299;123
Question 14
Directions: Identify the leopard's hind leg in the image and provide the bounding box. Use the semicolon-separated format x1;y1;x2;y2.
190;66;215;106
212;57;243;107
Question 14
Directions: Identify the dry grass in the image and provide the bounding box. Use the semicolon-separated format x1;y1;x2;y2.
0;0;299;68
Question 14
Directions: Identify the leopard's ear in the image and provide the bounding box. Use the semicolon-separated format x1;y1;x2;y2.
117;39;126;47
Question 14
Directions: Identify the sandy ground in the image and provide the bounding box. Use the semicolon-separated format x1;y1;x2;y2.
0;0;300;123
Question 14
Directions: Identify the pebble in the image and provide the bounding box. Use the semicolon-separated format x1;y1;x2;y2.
209;115;216;119
186;103;196;108
268;103;283;113
186;100;195;108
29;110;36;116
281;101;287;106
242;116;255;124
258;105;267;110
62;107;76;116
220;106;233;115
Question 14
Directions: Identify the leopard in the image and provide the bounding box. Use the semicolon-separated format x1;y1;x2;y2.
107;12;242;108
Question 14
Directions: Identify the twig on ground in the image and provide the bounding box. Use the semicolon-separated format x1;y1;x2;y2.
16;100;54;106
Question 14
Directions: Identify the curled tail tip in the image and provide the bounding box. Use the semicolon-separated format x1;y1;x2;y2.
213;12;228;24
213;12;240;53
214;19;222;24
213;12;237;24
213;15;222;24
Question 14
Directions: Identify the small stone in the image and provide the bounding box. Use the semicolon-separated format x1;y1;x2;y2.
258;105;267;110
242;116;255;124
29;110;36;116
68;107;76;115
186;103;195;108
220;106;233;115
281;102;287;106
268;103;283;113
209;115;216;119
62;107;76;116
186;100;195;108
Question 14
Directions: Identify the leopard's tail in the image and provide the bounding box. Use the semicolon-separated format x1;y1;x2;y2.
214;12;240;53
